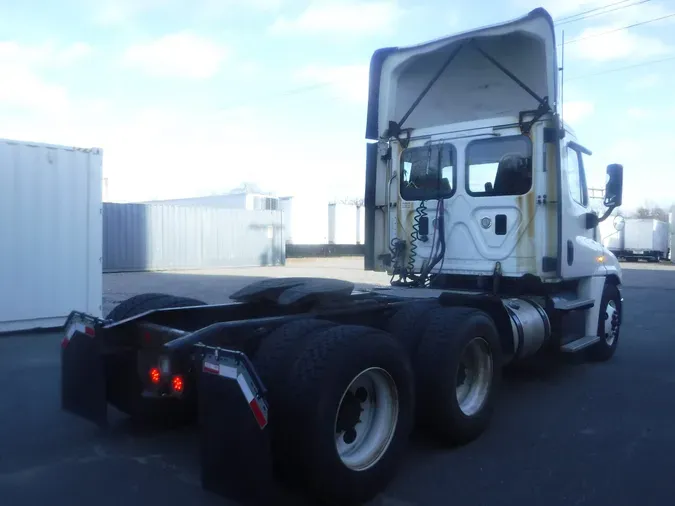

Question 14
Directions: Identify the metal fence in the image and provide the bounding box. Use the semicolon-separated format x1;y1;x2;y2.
103;203;285;272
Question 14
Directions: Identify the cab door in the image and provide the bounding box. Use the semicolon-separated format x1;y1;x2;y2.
559;138;605;279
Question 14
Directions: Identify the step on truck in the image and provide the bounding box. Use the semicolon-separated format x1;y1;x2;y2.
61;8;625;506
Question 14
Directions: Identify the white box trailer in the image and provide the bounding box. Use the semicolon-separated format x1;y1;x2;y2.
613;218;669;262
328;203;365;245
0;138;103;333
279;195;329;245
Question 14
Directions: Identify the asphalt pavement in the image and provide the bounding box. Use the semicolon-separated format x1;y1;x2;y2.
1;260;674;506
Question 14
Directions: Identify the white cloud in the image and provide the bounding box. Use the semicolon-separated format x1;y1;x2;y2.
567;26;671;62
57;42;93;64
626;73;663;90
626;107;651;119
93;0;171;25
122;32;230;79
0;65;69;113
0;40;93;67
0;40;92;113
94;0;283;24
598;1;675;27
270;0;404;36
295;64;370;104
512;0;596;19
199;0;285;15
561;100;594;123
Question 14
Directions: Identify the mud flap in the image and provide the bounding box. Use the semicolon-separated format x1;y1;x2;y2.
61;327;108;428
197;347;292;506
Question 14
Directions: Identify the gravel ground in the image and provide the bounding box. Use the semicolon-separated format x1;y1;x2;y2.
2;258;675;506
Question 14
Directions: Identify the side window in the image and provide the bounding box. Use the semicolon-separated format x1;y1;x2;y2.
400;143;455;201
466;136;532;196
566;147;588;207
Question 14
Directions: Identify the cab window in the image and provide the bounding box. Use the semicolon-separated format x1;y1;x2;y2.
566;147;588;207
400;143;456;201
466;136;532;196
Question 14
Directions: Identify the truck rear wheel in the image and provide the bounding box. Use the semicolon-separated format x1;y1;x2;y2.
253;318;337;472
280;325;414;505
588;283;621;362
414;306;502;445
387;299;440;355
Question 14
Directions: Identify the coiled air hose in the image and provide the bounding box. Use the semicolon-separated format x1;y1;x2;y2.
407;200;427;276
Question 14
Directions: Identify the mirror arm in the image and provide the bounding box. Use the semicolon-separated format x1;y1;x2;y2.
597;206;615;223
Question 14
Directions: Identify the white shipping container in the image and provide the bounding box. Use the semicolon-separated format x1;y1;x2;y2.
0;138;103;333
142;192;280;211
670;211;675;262
280;196;329;245
623;218;669;254
328;203;365;245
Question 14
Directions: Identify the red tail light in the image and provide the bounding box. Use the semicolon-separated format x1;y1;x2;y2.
149;367;161;384
171;375;184;393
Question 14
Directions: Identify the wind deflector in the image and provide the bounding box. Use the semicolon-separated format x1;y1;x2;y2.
364;7;558;141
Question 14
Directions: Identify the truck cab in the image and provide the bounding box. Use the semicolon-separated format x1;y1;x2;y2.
363;8;623;284
364;7;624;351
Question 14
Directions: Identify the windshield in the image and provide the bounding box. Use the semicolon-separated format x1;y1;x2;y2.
400;143;456;201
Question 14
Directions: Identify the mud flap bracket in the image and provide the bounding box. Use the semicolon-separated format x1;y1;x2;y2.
61;318;108;428
197;345;292;505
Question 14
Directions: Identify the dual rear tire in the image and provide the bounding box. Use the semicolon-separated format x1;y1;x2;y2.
255;305;501;504
255;323;415;506
388;303;502;445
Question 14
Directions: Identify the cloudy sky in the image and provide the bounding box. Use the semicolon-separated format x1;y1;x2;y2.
0;0;672;210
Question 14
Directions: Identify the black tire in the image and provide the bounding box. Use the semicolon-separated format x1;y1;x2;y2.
414;306;502;445
280;325;415;506
253;320;336;427
253;318;337;480
106;293;206;321
587;283;622;362
386;299;440;355
254;318;337;394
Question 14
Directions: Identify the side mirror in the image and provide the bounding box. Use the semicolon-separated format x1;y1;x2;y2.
604;164;623;208
613;215;625;231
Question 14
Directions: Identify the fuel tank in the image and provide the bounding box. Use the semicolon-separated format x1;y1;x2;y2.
502;297;551;361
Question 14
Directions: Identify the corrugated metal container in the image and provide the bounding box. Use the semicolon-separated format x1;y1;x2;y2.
0;138;103;333
279;196;329;245
142;193;280;211
103;203;284;271
328;203;365;244
623;218;669;254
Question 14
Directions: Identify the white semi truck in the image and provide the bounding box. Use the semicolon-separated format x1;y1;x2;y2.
60;8;624;506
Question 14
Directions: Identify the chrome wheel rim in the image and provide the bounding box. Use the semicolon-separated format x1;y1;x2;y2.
334;367;399;472
456;337;493;417
604;300;619;346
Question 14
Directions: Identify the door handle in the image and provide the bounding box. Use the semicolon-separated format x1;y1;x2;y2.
567;240;574;266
